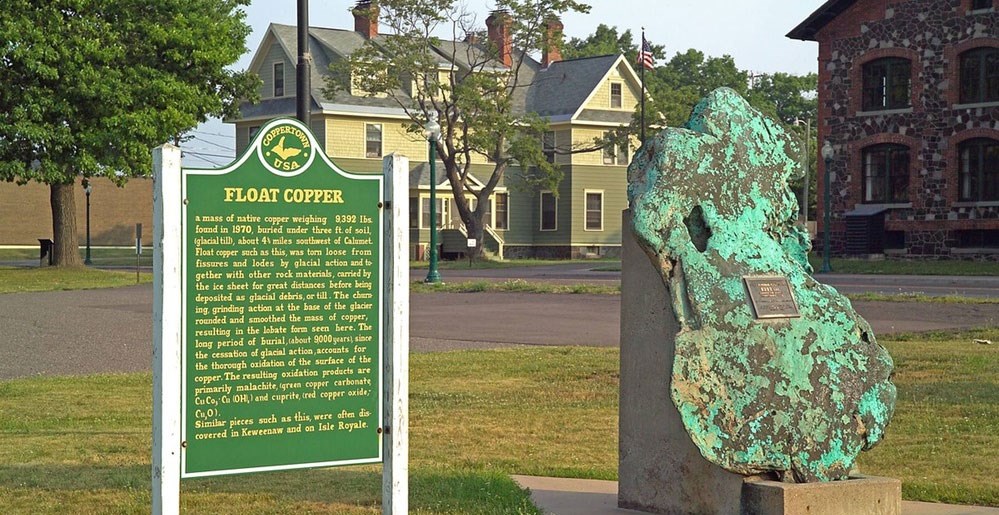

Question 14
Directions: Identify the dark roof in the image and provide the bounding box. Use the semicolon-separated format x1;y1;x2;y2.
576;109;633;124
528;55;622;118
238;96;307;121
269;24;406;110
244;24;629;124
786;0;857;41
409;162;487;187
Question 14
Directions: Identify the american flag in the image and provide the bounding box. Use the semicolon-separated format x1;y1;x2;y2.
638;37;655;70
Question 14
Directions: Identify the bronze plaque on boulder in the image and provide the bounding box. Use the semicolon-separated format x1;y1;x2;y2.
744;276;800;319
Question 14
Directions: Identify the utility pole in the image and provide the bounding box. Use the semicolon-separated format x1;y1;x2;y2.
297;0;311;126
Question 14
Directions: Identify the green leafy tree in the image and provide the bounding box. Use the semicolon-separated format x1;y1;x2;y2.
564;24;638;61
565;29;818;220
0;0;258;266
565;30;817;136
325;0;589;257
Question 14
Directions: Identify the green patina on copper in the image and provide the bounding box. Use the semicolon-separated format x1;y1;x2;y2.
628;88;896;483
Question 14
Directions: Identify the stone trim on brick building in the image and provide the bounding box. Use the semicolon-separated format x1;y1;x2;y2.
849;47;924;116
944;37;999;106
791;0;999;259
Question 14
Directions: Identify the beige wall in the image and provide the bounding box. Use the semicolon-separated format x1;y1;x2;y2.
0;177;152;246
583;63;641;113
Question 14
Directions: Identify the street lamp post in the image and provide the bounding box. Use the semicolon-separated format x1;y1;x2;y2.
820;141;834;273
83;178;93;265
424;115;442;284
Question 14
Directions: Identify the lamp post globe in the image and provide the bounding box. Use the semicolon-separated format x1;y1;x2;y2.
820;141;834;274
83;178;93;266
424;115;442;284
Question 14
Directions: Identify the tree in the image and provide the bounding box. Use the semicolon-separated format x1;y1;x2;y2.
325;0;589;257
563;24;638;61
565;30;817;138
0;0;258;266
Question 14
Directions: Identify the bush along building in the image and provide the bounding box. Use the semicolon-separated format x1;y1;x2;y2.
789;0;999;260
229;3;642;259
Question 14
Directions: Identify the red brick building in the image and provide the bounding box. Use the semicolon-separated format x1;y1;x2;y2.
789;0;998;259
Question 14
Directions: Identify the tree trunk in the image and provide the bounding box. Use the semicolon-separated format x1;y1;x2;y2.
50;182;83;267
465;214;486;259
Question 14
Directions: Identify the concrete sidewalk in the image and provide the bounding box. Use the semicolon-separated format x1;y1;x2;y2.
512;476;999;515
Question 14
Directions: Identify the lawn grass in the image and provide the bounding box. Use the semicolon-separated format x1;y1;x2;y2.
410;280;999;305
0;266;151;294
848;292;999;304
0;247;152;267
808;255;998;276
0;328;995;510
410;257;618;270
591;256;998;275
411;279;619;295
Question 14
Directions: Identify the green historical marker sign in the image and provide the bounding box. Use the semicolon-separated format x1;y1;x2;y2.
180;118;383;477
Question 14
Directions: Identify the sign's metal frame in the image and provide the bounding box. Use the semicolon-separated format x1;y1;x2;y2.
153;118;409;514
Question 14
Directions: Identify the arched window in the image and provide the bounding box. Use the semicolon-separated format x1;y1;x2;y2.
862;144;909;203
862;58;911;110
960;47;999;104
959;138;999;201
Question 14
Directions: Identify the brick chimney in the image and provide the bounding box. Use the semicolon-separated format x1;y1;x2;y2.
485;10;512;67
541;17;563;68
353;1;378;39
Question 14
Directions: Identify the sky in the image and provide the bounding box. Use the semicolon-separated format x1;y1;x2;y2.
182;0;823;167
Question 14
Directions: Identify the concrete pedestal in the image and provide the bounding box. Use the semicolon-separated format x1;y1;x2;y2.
742;475;901;515
619;211;746;514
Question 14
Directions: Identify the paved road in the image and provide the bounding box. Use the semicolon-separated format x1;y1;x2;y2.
1;283;996;380
415;263;999;298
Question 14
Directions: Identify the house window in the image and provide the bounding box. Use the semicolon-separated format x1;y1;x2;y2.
959;138;999;201
543;131;556;163
540;191;557;231
249;126;261;139
862;144;909;203
494;193;509;230
610;83;623;108
602;133;629;165
862;58;911;111
273;62;285;97
971;0;991;10
420;197;447;229
409;197;419;228
585;191;603;231
365;123;383;158
959;47;999;104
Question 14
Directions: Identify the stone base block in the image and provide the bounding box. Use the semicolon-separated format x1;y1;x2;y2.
741;475;901;515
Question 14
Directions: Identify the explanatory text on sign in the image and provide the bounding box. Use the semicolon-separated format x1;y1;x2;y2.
181;119;383;476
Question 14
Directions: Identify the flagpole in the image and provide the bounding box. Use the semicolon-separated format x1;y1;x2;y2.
640;28;646;143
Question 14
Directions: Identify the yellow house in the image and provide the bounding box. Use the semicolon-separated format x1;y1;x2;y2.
230;4;645;259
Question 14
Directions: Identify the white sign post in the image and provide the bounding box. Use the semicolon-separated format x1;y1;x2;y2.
382;153;410;514
152;144;183;515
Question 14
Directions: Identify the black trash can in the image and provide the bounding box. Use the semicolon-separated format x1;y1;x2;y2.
38;238;54;266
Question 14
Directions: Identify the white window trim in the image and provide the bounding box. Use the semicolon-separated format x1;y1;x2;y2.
365;123;383;159
273;62;285;98
493;192;509;231
583;190;604;232
610;82;623;109
419;194;448;230
539;190;557;232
